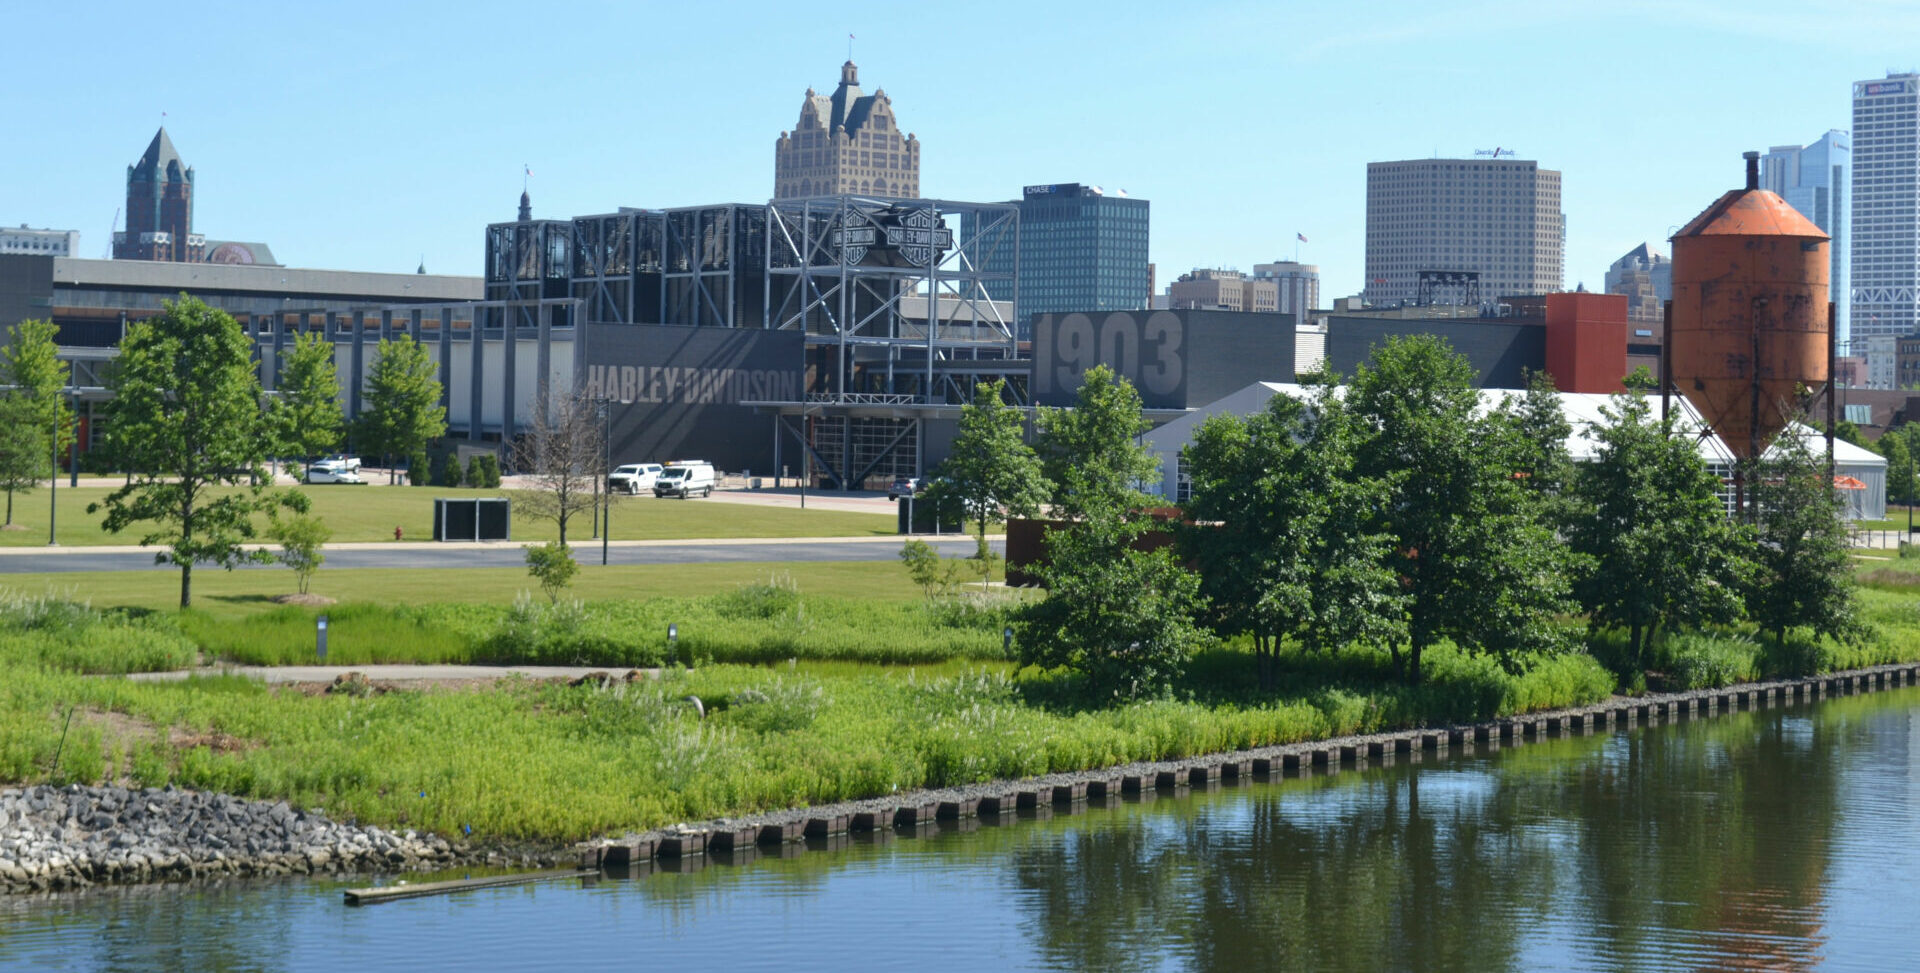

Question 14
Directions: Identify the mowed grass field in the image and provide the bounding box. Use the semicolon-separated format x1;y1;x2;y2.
0;561;937;618
0;485;894;547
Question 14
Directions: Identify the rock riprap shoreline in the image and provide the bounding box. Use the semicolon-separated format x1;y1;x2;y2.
0;785;458;893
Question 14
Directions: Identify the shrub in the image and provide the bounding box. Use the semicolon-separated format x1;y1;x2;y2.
469;453;502;489
524;541;580;604
1660;632;1759;690
407;451;431;486
435;451;465;487
267;513;330;595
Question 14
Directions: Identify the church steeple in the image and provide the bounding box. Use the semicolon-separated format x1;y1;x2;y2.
518;190;532;222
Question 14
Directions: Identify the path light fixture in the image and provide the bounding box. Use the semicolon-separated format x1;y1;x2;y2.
669;623;679;666
317;615;330;664
1004;626;1014;656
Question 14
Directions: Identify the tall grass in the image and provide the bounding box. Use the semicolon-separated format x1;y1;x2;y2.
179;585;1021;669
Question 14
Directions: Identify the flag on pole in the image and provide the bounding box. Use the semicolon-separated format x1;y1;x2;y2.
1296;233;1308;243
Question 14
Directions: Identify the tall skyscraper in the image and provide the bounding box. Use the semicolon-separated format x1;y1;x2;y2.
774;61;920;199
1363;157;1563;306
113;128;201;262
1763;130;1850;347
973;183;1150;337
1851;74;1919;343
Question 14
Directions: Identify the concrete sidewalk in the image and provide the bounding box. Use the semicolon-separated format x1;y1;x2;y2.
127;664;652;685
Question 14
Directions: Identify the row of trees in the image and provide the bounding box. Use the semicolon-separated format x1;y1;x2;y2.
3;296;452;607
937;337;1859;699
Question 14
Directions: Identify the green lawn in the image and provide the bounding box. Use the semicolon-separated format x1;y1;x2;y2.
0;485;894;547
0;561;939;619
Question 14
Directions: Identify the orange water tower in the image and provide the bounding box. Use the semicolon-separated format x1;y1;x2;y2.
1668;151;1831;462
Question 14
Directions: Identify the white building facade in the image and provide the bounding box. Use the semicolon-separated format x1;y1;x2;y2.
1852;74;1920;343
0;226;80;256
1363;157;1564;306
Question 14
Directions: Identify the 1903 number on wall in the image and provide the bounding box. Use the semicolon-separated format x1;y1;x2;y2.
1031;311;1187;407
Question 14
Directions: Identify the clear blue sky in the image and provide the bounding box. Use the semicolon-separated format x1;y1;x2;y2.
3;0;1915;299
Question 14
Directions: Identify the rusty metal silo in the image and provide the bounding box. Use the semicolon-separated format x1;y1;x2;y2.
1668;151;1831;463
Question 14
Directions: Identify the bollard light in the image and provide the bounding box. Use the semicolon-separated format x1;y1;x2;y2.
317;615;330;664
1003;626;1014;656
669;623;680;666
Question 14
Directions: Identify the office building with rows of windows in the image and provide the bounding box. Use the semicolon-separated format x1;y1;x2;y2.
1851;74;1919;343
1363;157;1563;306
1763;130;1851;348
974;182;1149;338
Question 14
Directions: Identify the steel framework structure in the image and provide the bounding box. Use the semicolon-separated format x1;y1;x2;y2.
766;194;1021;405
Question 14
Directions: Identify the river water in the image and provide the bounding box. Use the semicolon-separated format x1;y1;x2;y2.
4;688;1918;972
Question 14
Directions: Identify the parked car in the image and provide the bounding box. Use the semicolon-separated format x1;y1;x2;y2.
887;475;928;500
607;463;664;495
654;461;717;498
319;454;363;471
305;461;364;485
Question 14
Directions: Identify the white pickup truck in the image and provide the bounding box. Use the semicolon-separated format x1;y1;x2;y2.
607;463;664;495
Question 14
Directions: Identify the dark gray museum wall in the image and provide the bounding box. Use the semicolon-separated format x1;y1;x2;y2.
578;323;804;474
1324;316;1545;389
0;255;54;336
1182;310;1296;405
1029;309;1295;409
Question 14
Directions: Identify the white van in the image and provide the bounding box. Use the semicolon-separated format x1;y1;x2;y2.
654;461;717;499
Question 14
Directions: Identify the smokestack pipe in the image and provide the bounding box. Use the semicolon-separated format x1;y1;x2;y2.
1743;151;1760;191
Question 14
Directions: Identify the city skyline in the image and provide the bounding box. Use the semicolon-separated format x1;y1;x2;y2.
3;0;1914;302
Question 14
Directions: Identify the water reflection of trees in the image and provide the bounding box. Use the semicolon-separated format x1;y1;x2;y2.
1009;704;1857;972
1012;770;1560;972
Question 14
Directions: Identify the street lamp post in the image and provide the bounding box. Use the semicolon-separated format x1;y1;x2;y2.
601;401;611;567
47;400;57;546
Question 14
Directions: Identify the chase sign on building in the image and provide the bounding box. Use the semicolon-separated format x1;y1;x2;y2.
830;206;953;268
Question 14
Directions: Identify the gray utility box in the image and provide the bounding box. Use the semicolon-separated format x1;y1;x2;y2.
433;498;511;541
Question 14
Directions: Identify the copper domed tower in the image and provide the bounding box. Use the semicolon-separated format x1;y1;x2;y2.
1668;151;1831;462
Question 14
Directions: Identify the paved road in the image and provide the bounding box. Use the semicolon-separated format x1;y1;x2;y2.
0;536;1001;573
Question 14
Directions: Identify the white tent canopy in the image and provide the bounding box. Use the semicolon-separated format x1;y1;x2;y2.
1142;383;1887;520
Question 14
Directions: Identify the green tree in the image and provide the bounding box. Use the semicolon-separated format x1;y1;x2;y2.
0;394;48;526
1877;429;1915;506
1181;384;1406;689
899;538;963;601
267;511;331;595
1;319;75;470
1034;365;1159;518
270;330;344;476
90;296;306;608
511;387;605;547
1349;335;1577;683
926;379;1048;579
524;540;579;604
1623;364;1657;392
468;453;501;489
1567;392;1751;673
356;334;445;484
1499;370;1575;500
1746;434;1861;650
1016;506;1212;699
